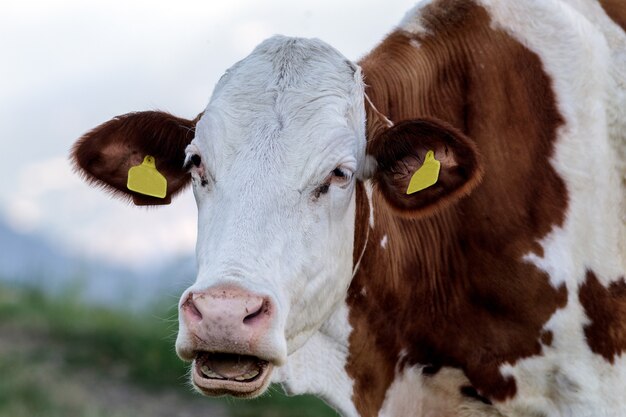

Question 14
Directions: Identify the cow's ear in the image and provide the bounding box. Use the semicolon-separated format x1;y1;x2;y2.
369;118;483;216
71;111;200;206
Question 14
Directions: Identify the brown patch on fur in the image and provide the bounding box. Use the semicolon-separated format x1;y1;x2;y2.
599;0;626;31
579;270;626;363
353;181;370;267
72;111;201;206
347;1;569;415
540;330;554;347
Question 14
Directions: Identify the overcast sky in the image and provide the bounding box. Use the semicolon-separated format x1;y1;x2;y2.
0;0;415;270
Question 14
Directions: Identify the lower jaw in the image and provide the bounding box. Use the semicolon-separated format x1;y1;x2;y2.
192;360;274;398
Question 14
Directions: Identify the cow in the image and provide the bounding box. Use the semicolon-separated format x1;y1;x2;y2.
71;0;625;416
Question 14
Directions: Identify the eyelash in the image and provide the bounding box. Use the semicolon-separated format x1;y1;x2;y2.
332;167;347;178
314;167;351;198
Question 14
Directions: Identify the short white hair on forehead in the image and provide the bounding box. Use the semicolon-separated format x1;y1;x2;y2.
214;35;361;96
203;35;367;177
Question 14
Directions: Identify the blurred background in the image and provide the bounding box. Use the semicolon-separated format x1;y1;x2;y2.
0;0;413;415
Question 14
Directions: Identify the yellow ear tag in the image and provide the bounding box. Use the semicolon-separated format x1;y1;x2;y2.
127;155;167;198
406;150;441;195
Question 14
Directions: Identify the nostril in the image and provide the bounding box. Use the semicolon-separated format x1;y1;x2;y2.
182;294;203;322
243;299;268;326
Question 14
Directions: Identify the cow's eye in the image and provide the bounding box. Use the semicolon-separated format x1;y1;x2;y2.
331;167;352;184
313;167;352;198
184;153;202;171
332;167;346;178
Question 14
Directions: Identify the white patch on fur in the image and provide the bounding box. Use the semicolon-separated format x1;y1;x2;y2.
410;38;422;49
274;302;359;417
364;179;375;228
380;234;388;249
399;0;434;36
177;36;368;372
360;155;378;180
476;1;626;416
379;366;504;417
559;0;626;229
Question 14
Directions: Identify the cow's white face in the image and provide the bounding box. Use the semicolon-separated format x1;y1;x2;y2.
174;36;367;397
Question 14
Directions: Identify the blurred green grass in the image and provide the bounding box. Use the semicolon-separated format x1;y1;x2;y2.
0;284;339;417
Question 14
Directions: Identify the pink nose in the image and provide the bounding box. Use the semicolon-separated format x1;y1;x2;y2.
180;285;273;353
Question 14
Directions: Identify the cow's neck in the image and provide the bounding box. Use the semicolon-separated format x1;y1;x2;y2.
346;180;473;415
276;300;359;417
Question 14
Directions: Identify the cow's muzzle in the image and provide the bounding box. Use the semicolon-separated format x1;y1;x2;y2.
177;284;281;398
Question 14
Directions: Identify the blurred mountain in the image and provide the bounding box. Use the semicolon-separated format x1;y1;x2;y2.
0;219;195;309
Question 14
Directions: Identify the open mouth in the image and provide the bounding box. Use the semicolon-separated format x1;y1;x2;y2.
192;352;273;397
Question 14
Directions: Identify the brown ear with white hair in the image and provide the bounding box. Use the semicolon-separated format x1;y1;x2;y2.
369;118;483;217
71;111;201;206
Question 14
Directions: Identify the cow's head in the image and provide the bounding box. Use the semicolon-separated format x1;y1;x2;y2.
72;36;481;398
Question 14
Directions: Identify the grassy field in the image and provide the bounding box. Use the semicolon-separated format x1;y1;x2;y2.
0;284;339;417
